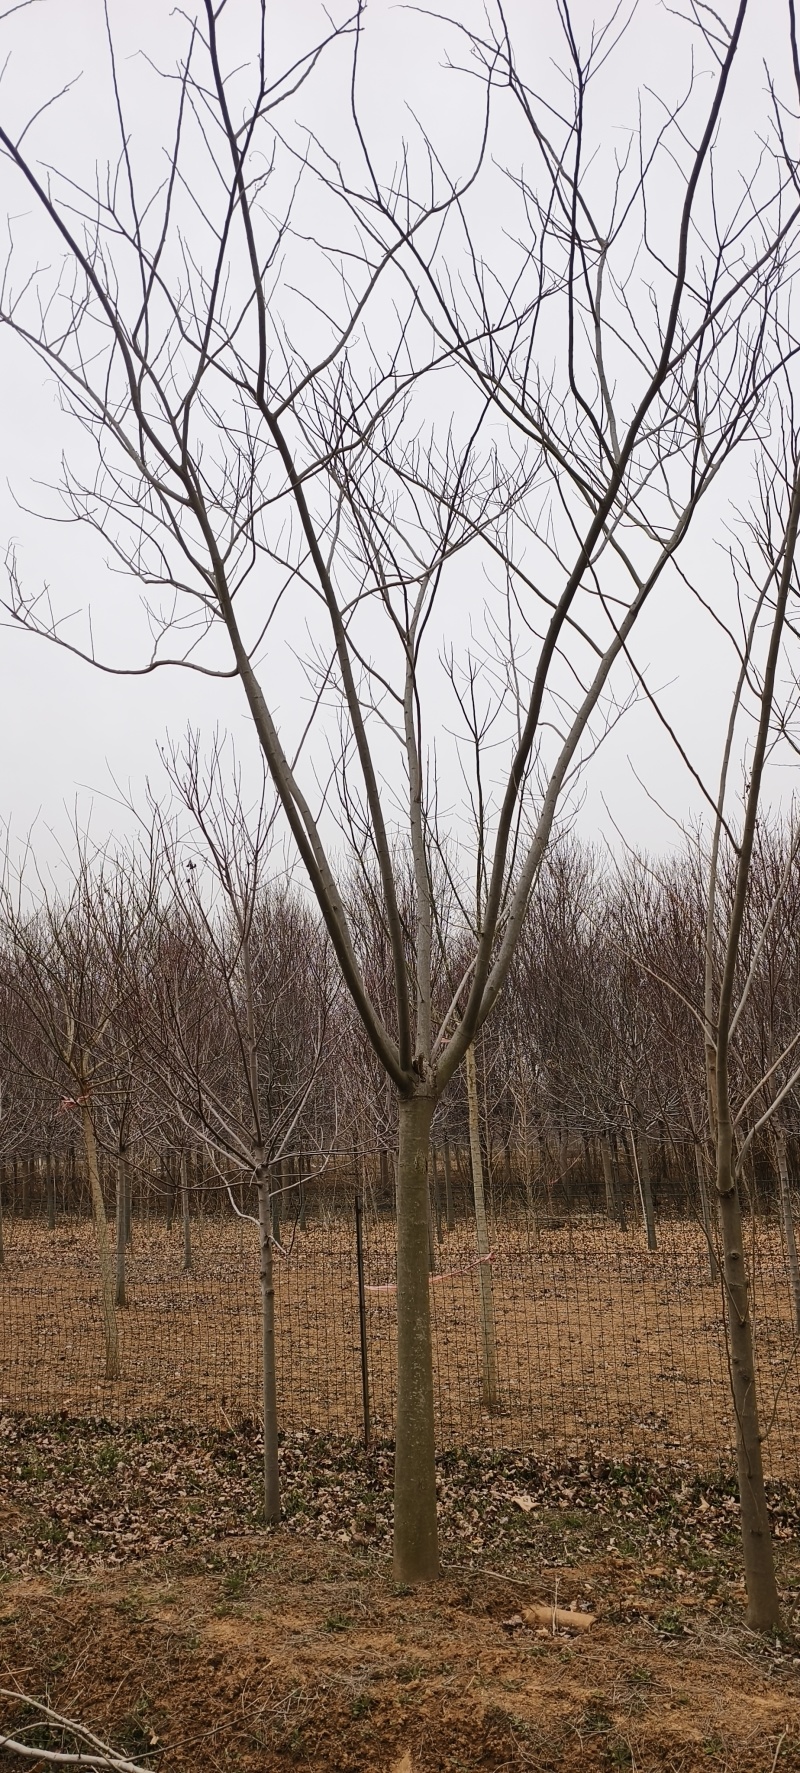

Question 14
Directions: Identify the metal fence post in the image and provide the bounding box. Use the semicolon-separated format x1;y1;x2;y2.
354;1192;371;1447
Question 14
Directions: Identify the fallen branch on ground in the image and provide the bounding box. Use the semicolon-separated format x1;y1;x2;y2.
0;1689;155;1771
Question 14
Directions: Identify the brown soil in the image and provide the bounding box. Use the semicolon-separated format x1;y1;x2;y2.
2;1211;798;1477
2;1538;800;1771
3;1411;800;1771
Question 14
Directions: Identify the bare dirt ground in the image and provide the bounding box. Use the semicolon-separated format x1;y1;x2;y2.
1;1416;800;1771
1;1212;798;1476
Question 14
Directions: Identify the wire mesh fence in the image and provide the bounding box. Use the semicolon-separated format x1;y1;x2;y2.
2;1143;799;1478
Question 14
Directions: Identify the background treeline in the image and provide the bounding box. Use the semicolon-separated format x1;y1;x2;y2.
3;813;800;1232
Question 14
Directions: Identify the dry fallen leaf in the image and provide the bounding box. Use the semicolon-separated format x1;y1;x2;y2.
392;1753;413;1773
512;1493;535;1513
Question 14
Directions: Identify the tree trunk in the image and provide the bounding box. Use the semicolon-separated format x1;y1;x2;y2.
559;1123;569;1204
695;1142;719;1282
115;1152;127;1308
431;1148;443;1244
272;1166;282;1245
465;1043;499;1411
298;1154;307;1230
0;1167;5;1267
426;1155;438;1272
124;1154;132;1247
46;1150;56;1231
774;1132;800;1332
716;1126;781;1631
181;1151;192;1273
600;1136;620;1226
533;1128;544;1214
634;1127;657;1251
80;1104;120;1380
443;1138;455;1232
257;1173;280;1522
658;1119;669;1184
520;1101;533;1217
610;1130;628;1230
393;1090;438;1584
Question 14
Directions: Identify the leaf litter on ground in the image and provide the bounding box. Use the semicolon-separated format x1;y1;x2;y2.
1;1411;799;1655
2;1415;800;1771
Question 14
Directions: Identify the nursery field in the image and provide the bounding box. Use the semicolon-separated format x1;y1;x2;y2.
1;1207;799;1477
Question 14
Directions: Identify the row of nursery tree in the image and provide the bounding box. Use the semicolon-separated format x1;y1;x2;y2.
4;774;800;1231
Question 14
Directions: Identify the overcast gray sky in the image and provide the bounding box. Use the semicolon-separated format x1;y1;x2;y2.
1;0;798;873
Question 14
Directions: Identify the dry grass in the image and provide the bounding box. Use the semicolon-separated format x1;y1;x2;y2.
1;1207;798;1475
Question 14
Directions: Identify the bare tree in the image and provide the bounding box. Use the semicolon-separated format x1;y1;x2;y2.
139;735;335;1518
0;0;797;1583
0;829;155;1378
697;441;800;1630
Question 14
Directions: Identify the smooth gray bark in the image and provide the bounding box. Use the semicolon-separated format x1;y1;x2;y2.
393;1092;438;1583
695;1142;719;1282
115;1152;127;1307
716;1122;781;1631
466;1043;498;1411
257;1172;280;1522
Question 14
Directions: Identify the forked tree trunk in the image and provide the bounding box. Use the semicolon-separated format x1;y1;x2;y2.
181;1151;192;1273
465;1043;498;1411
256;1171;280;1522
115;1152;127;1307
80;1104;120;1380
716;1122;781;1631
394;1091;438;1583
774;1133;800;1332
